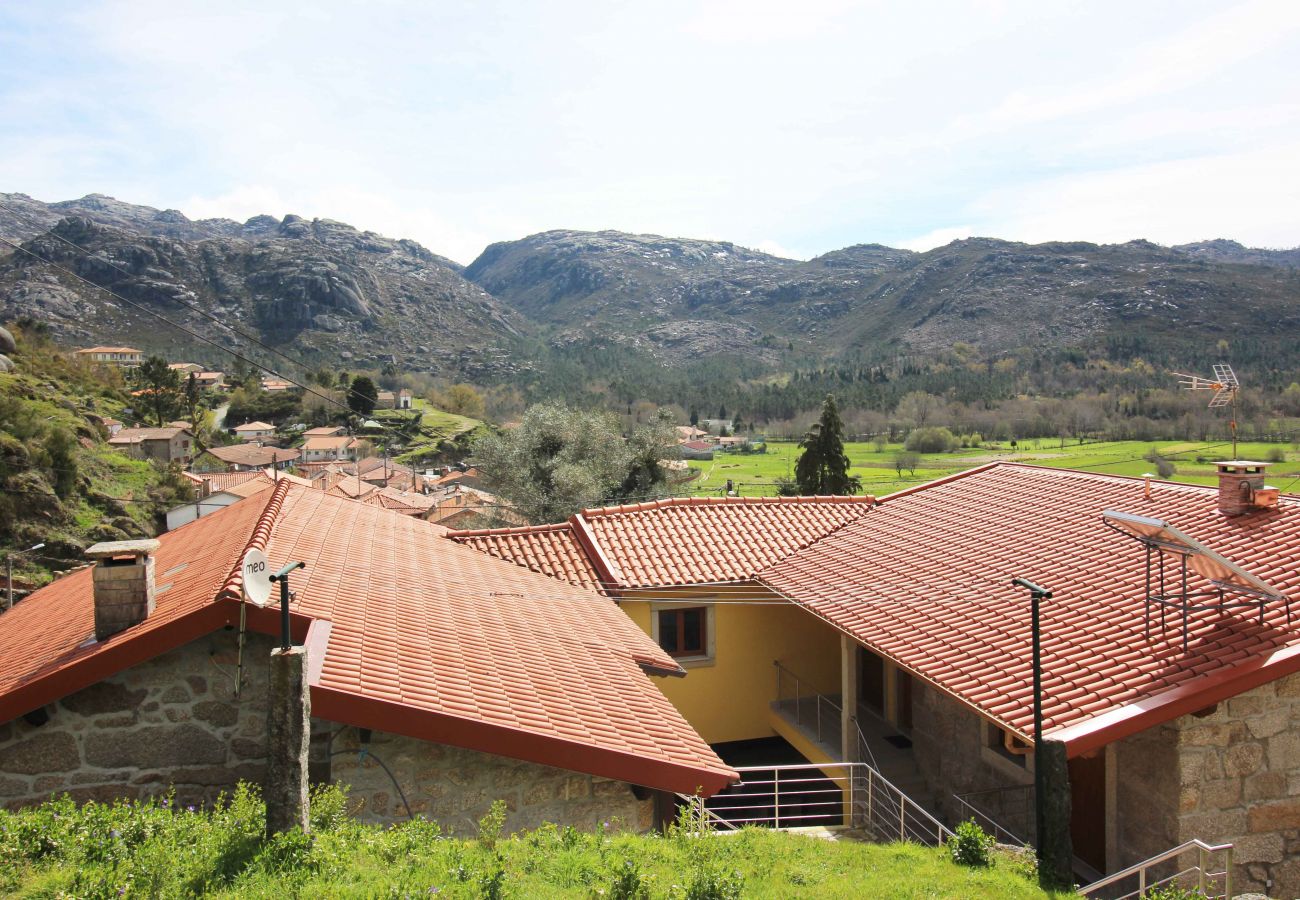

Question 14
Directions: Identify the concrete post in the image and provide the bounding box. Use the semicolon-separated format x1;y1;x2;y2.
1037;739;1074;889
266;645;311;835
840;635;859;762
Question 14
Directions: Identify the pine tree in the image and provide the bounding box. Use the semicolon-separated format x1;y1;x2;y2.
793;394;860;495
348;376;379;416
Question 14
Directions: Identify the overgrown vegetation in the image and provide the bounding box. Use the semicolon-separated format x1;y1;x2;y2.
0;785;1065;898
0;324;191;582
474;403;681;523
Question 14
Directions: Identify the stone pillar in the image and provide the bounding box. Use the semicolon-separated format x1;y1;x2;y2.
1037;739;1074;889
840;635;859;762
266;646;310;835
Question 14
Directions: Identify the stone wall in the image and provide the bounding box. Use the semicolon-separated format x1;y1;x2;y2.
1173;670;1300;897
0;630;657;835
909;679;1032;832
330;727;655;834
1112;723;1179;868
0;629;273;809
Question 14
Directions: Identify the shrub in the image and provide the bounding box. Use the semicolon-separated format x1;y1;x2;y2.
948;819;994;867
1266;446;1286;463
905;426;958;454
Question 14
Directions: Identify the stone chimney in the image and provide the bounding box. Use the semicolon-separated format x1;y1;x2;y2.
1216;461;1279;517
86;539;160;640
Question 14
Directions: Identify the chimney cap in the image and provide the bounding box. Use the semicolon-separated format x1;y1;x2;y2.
1215;460;1271;472
85;538;161;560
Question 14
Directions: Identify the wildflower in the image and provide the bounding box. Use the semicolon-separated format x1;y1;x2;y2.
186;805;195;813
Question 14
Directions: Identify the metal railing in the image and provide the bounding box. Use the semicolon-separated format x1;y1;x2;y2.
773;660;880;771
952;783;1032;846
1077;840;1233;900
700;762;953;847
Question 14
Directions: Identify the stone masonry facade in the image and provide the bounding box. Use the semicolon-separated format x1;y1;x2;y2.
0;629;273;809
331;729;654;834
1172;669;1300;897
0;630;658;834
908;671;1300;895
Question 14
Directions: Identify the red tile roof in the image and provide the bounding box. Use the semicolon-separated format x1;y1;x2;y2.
183;470;271;492
578;496;876;588
758;463;1300;756
0;485;732;794
204;445;301;467
451;524;605;593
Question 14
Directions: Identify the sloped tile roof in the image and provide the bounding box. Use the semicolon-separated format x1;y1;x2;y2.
579;496;876;588
183;470;271;492
758;463;1300;755
205;444;301;467
450;524;605;593
0;485;732;793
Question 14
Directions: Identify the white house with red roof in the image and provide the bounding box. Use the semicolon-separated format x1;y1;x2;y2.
0;483;733;832
450;464;1300;894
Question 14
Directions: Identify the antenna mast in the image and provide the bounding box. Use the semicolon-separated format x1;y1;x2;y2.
1174;363;1241;458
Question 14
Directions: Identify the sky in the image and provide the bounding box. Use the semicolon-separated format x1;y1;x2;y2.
2;0;1298;264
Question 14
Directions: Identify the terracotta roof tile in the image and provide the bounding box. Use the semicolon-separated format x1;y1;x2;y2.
0;485;731;794
449;524;605;593
183;471;271;492
205;445;300;467
579;495;876;588
758;464;1300;754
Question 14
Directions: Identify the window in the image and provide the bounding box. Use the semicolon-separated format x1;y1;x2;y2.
984;722;1029;768
656;606;708;658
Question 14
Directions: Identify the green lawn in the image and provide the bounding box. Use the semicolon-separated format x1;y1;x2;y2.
2;788;1065;899
367;400;483;465
690;439;1299;498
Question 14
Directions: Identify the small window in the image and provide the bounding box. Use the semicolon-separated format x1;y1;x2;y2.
986;723;1029;767
657;606;707;658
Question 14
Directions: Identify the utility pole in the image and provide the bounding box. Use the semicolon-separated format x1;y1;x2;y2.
1011;576;1073;888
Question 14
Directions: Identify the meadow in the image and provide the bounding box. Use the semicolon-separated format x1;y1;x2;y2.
0;787;1067;899
689;438;1299;498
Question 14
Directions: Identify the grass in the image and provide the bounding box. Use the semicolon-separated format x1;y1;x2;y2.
0;787;1067;899
689;439;1300;498
374;399;483;465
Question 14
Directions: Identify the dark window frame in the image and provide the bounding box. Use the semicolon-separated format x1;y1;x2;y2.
656;606;708;658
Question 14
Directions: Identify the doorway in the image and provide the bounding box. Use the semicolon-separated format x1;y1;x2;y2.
1069;752;1107;872
859;647;885;714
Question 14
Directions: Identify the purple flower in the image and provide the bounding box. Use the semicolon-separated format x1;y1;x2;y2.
186;805;195;813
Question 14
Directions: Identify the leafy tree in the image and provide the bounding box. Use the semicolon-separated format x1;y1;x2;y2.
474;403;678;523
439;384;486;419
904;426;958;454
136;356;182;426
793;395;861;495
348;376;378;416
44;428;78;499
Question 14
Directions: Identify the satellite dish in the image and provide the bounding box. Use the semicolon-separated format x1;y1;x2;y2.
241;548;272;607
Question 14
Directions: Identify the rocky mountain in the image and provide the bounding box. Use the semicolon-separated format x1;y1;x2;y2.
467;231;1300;361
0;193;521;376
1172;239;1300;269
2;192;1298;380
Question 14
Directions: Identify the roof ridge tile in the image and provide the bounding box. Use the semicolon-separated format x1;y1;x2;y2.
215;480;292;601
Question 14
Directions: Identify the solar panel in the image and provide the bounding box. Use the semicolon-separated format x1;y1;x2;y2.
1102;510;1285;599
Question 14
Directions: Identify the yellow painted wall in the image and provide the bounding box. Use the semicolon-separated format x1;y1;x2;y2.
622;584;842;745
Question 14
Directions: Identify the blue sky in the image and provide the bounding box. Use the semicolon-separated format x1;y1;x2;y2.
2;0;1298;263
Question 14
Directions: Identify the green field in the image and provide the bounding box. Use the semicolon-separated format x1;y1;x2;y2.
2;788;1065;899
690;439;1300;498
369;399;483;465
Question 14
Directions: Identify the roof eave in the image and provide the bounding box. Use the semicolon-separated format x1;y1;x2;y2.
1049;640;1300;757
310;684;736;795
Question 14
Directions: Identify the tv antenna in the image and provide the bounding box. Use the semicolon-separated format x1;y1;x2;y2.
1174;363;1240;458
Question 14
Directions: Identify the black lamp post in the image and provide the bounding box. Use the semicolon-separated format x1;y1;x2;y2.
1011;577;1052;860
269;561;306;651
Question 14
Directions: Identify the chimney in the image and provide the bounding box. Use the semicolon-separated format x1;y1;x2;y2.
1216;461;1279;516
86;539;160;640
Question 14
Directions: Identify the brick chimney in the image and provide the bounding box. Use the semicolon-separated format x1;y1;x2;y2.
1216;461;1279;516
86;538;160;640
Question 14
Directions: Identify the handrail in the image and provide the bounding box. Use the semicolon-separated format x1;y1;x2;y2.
1078;839;1233;899
952;793;1026;846
952;782;1032;846
773;659;881;771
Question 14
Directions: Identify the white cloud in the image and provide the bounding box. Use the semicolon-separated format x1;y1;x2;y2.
971;143;1300;249
898;226;975;252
